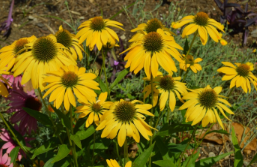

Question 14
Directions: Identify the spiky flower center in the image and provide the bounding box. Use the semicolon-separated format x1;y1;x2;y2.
14;39;29;54
194;12;209;26
0;165;8;167
92;103;102;114
62;72;78;87
24;97;42;111
145;18;163;33
56;30;72;47
236;64;250;77
32;37;57;62
114;101;136;122
159;76;175;91
185;55;194;65
143;32;163;52
198;89;217;108
90;17;105;31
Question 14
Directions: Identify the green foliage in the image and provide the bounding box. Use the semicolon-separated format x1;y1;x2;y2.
231;127;243;167
9;147;20;163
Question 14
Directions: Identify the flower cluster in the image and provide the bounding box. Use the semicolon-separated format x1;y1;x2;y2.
0;8;255;167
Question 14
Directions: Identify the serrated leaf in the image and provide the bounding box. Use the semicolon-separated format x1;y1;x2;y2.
51;104;71;130
153;160;175;167
110;69;129;89
195;152;232;167
231;127;243;167
9;147;20;163
52;144;70;163
133;143;155;167
76;125;95;140
23;107;52;127
70;134;82;149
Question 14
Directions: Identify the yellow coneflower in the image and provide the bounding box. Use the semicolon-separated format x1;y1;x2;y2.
75;92;113;127
76;16;124;51
106;159;131;167
96;99;156;147
55;25;84;61
143;72;187;111
179;85;234;129
172;12;225;45
121;29;183;79
43;65;100;111
179;54;202;73
0;68;11;97
0;36;36;71
12;35;76;90
130;18;175;42
217;62;257;93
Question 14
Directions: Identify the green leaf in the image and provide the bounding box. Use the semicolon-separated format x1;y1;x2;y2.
110;69;129;89
74;117;87;133
89;143;109;150
51;104;71;130
155;136;171;160
153;160;175;167
32;138;59;159
133;142;155;167
9;147;20;163
182;150;200;167
99;79;108;92
70;134;82;149
183;38;189;55
76;125;95;140
248;152;257;166
195;152;232;167
231;127;243;167
156;123;201;137
23;107;52;127
205;130;229;136
52;144;70;163
117;84;133;99
167;140;195;153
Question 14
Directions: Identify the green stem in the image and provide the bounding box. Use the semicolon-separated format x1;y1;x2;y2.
124;138;128;166
143;80;146;103
227;87;235;98
182;70;189;82
0;112;31;159
166;109;171;124
64;0;75;32
92;131;96;167
149;75;154;167
69;108;79;167
38;89;63;144
177;125;198;167
184;124;214;167
116;140;121;165
186;32;198;56
102;50;110;99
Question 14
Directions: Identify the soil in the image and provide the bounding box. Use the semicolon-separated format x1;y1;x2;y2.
1;0;257;166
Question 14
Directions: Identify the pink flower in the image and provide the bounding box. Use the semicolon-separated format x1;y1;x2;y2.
7;89;42;134
0;128;32;161
0;148;13;167
1;74;22;89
